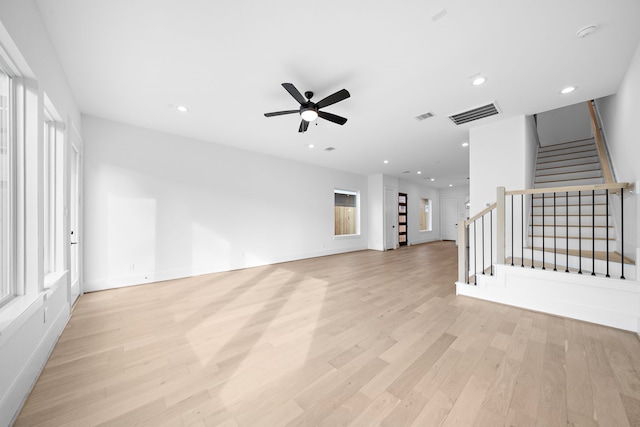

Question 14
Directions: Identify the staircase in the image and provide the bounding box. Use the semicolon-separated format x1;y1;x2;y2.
526;138;634;278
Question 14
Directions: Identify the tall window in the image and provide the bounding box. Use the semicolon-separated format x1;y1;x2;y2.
420;198;432;231
0;66;14;306
43;110;63;279
334;189;359;236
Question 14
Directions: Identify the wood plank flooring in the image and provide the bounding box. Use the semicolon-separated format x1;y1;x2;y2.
15;241;640;426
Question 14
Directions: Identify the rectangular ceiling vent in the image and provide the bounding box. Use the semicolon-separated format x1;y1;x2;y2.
415;112;435;121
449;102;499;125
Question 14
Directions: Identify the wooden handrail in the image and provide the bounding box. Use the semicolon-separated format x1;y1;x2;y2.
465;202;497;226
506;182;629;196
587;100;614;184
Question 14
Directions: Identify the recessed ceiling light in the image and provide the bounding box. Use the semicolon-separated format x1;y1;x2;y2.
576;25;598;38
449;184;453;187
471;76;487;86
307;144;314;149
431;8;447;22
462;142;469;147
560;86;577;94
417;171;422;174
383;160;389;164
430;178;435;182
176;105;189;112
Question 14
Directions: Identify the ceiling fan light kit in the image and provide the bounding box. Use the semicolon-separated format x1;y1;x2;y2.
265;83;350;133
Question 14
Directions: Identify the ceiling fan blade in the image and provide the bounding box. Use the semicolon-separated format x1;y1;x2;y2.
282;83;307;105
318;111;347;125
316;89;350;109
298;119;309;133
264;110;299;117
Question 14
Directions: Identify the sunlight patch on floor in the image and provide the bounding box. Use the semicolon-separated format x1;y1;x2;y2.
219;274;328;406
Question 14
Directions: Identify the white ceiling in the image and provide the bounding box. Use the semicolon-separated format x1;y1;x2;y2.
35;0;640;188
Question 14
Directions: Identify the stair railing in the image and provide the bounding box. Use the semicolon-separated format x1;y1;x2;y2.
587;100;615;184
458;182;632;284
458;202;497;284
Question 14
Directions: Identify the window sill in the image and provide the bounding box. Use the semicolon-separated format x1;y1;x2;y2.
334;234;361;240
44;270;67;293
0;270;68;348
0;293;45;348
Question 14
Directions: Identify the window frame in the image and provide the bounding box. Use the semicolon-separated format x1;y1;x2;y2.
43;100;65;288
0;63;15;307
334;189;360;237
419;197;432;232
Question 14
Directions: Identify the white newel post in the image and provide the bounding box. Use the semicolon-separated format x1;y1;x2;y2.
496;186;506;265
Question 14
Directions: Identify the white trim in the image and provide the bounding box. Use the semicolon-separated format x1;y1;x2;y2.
456;264;640;333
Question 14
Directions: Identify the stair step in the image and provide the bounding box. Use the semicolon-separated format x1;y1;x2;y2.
506;256;635;280
537;138;595;152
536;156;600;170
534;177;604;188
528;236;616;252
532;216;612;226
529;247;634;265
535;170;602;183
530;225;615;239
531;196;608;206
538;146;597;159
536;164;601;176
536;150;598;164
532;205;608;215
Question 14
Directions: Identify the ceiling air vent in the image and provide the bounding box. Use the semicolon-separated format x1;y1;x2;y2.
415;112;435;121
449;102;499;125
324;147;335;151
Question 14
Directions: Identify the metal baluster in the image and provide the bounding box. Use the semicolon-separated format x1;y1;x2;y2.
521;194;524;267
565;191;569;273
474;220;477;285
621;187;625;280
542;193;545;269
592;189;596;276
511;195;514;266
553;192;557;271
578;191;582;274
466;224;470;284
606;189;610;278
531;194;535;269
482;215;485;275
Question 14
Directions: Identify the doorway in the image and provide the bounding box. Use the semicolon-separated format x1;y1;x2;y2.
69;131;82;305
441;196;459;241
384;187;397;250
398;193;407;246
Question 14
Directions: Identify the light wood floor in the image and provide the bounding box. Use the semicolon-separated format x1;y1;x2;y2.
16;241;640;426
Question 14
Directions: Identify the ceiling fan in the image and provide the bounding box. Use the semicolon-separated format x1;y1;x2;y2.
264;83;350;133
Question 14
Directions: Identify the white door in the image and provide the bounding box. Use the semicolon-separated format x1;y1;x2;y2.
384;187;397;250
69;137;82;304
441;196;459;241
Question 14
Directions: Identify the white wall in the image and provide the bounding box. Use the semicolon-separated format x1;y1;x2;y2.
536;102;593;147
469;115;532;214
469;115;538;268
367;174;384;250
596;42;640;262
83;116;369;291
524;115;539;190
0;0;81;424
